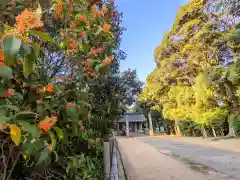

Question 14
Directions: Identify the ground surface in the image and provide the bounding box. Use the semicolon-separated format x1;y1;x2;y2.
117;135;240;180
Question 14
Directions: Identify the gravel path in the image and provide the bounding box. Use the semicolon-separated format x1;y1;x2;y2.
117;137;234;180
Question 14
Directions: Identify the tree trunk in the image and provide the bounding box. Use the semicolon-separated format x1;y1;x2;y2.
192;129;196;137
211;126;217;138
220;127;224;136
175;121;182;136
201;125;208;138
227;113;237;137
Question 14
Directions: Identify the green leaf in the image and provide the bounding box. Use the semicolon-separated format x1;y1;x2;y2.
53;126;64;140
32;43;40;57
18;121;40;138
44;102;53;112
66;161;73;174
23;48;36;78
83;44;91;52
53;151;59;162
11;92;23;102
0;87;8;97
95;64;100;72
0;115;10;124
37;147;49;165
2;35;22;65
78;101;92;109
236;29;240;39
37;104;44;119
0;105;20;112
0;65;12;79
3;53;16;66
21;41;31;55
236;23;240;30
49;131;57;152
30;30;59;47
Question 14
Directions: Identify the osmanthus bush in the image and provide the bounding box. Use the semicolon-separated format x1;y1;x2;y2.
0;0;120;179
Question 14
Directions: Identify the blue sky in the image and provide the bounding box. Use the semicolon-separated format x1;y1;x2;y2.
116;0;188;81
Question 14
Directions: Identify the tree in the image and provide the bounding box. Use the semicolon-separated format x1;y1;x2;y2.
140;0;238;138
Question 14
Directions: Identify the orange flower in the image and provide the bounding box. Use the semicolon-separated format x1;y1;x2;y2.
68;0;73;20
38;87;45;93
66;103;75;110
90;49;97;55
71;23;77;28
100;56;114;68
92;5;100;18
90;47;104;55
2;89;15;97
79;15;87;22
39;122;52;132
87;58;93;63
108;55;114;61
110;0;114;4
56;0;63;19
79;31;86;37
15;9;44;33
103;24;111;33
46;83;53;92
39;116;57;132
69;40;78;49
88;70;97;77
0;49;4;65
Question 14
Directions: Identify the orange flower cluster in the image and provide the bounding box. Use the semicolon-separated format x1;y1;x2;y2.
56;0;63;19
85;61;97;77
92;5;101;18
79;31;86;38
100;55;114;68
68;40;78;54
66;103;75;110
39;116;57;132
46;83;53;92
90;47;104;55
79;15;89;24
103;24;111;33
92;4;108;18
15;9;44;33
1;89;15;98
0;48;4;65
71;23;77;28
38;83;54;93
88;71;97;77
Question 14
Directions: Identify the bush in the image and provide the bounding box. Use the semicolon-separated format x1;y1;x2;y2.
0;0;131;179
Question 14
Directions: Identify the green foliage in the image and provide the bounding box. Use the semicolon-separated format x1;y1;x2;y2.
140;0;239;138
0;0;142;179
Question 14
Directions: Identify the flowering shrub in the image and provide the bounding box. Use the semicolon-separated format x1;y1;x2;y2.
0;0;123;179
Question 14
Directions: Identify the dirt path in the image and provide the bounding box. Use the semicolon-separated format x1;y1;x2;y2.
117;137;234;180
153;135;240;152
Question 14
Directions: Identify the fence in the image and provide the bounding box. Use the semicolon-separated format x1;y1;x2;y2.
104;131;127;180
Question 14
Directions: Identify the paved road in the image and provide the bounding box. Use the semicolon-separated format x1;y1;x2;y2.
138;136;240;179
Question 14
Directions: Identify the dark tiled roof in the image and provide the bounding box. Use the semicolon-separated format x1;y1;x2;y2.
118;112;146;122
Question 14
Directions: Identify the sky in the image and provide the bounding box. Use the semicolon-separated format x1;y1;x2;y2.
116;0;189;82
